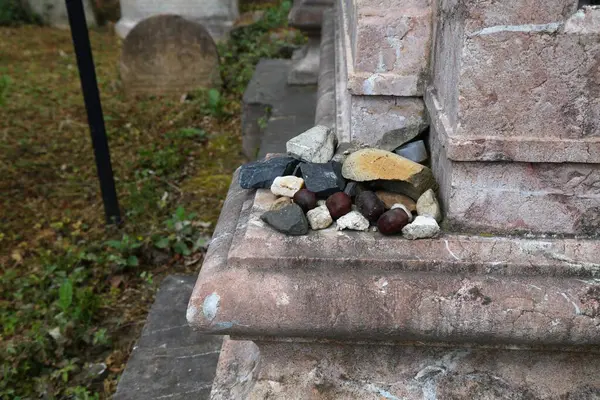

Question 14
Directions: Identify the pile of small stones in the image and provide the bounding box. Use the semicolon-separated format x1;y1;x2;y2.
239;125;442;239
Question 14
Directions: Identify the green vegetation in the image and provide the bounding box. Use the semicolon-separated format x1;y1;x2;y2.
0;2;301;398
0;0;41;26
220;0;304;95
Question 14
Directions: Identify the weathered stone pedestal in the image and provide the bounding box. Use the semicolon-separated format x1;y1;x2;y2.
427;3;600;235
189;173;600;398
188;1;600;398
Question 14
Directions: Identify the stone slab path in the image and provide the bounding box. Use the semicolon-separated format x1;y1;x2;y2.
114;275;223;400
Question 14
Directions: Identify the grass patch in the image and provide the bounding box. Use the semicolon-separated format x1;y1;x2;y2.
0;2;301;398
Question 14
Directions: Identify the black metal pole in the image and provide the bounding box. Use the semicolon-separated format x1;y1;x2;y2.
65;0;121;225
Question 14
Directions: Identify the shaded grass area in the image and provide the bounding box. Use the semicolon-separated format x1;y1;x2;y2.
0;2;300;398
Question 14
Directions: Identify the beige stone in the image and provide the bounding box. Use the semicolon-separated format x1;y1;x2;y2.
336;211;370;231
270;176;305;198
416;188;441;222
120;15;221;97
375;191;416;212
342;149;436;196
306;205;333;230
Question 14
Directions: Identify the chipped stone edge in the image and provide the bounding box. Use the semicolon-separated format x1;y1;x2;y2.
187;168;252;326
189;175;600;349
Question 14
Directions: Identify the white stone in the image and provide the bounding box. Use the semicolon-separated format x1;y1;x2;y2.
286;125;336;163
271;176;304;198
306;205;333;230
402;216;440;240
416;189;442;222
317;200;327;206
391;204;413;222
336;211;369;231
116;0;239;41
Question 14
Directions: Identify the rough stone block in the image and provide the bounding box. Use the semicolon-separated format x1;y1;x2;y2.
340;0;433;96
350;96;428;150
288;0;334;32
429;5;600;163
288;38;322;85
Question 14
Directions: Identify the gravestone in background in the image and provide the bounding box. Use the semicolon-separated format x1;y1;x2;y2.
287;0;333;85
115;0;239;42
24;0;97;27
120;15;221;97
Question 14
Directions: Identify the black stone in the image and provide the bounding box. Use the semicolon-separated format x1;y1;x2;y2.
300;161;346;197
261;204;309;235
343;181;368;199
239;156;300;189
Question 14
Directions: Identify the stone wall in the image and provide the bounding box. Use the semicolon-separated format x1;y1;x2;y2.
427;2;600;234
429;2;600;163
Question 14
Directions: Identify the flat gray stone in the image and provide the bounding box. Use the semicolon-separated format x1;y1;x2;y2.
287;125;335;163
261;204;309;235
394;140;429;164
114;275;222;400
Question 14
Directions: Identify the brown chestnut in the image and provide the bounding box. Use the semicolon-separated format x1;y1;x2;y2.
293;189;317;212
377;209;410;235
355;191;386;223
326;192;352;219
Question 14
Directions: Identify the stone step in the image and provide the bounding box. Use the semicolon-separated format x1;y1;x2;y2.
114;275;223;400
210;338;600;399
241;59;317;159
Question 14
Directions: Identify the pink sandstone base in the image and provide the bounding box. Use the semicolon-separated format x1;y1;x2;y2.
188;172;600;349
190;171;600;399
210;338;600;399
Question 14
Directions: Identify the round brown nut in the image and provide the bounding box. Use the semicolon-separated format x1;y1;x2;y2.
326;192;352;219
355;191;386;223
377;208;410;235
293;189;317;212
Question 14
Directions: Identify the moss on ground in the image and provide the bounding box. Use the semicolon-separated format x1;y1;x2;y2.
0;2;300;398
